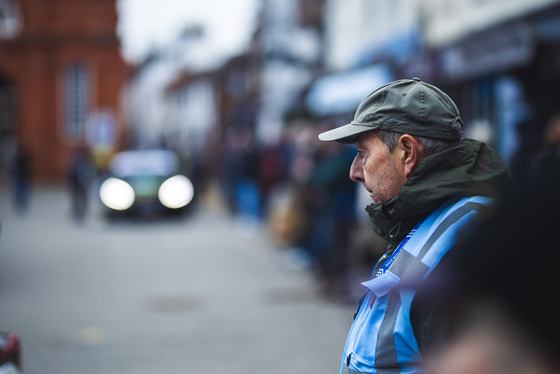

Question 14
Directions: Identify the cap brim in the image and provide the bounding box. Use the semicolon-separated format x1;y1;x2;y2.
318;123;373;143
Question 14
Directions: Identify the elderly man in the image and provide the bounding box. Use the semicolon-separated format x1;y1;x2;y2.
318;78;509;374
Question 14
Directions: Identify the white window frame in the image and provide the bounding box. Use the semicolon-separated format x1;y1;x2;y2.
62;63;91;141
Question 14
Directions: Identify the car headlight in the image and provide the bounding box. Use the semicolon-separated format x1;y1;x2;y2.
158;175;194;209
99;177;135;210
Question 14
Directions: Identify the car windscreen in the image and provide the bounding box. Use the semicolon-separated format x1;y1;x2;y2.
109;150;179;178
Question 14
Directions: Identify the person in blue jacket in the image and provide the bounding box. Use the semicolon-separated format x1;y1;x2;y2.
318;78;509;374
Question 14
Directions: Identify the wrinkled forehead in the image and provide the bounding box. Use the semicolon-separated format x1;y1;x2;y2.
352;130;380;147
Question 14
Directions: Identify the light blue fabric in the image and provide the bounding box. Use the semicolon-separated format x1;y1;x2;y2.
340;196;491;374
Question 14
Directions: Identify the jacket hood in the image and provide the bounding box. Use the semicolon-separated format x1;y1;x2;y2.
366;138;510;247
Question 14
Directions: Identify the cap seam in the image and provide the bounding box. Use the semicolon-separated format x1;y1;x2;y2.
418;85;426;121
350;119;462;140
353;117;460;128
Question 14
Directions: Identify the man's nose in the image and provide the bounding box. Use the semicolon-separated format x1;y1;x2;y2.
349;155;363;183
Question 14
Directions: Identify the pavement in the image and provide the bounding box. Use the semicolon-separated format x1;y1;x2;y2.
0;186;355;374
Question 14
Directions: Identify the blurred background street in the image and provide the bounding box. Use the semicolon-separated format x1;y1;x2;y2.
1;0;560;372
0;187;353;373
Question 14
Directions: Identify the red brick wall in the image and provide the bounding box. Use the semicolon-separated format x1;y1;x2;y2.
0;0;129;182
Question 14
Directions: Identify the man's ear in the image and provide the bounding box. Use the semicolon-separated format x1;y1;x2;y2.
397;134;423;178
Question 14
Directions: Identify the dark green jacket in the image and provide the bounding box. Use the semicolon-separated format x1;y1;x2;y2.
366;138;510;252
364;138;510;351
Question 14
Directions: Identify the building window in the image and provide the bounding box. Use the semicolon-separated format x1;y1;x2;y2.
0;82;16;134
63;63;91;140
0;0;22;39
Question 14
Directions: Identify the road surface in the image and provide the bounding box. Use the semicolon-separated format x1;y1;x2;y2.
0;187;354;374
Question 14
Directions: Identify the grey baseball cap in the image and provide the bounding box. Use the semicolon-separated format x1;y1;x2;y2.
318;77;463;143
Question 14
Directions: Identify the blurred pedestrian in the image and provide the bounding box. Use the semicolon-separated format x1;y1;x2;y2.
421;176;560;374
303;139;356;297
221;126;261;233
68;145;94;223
317;78;510;374
532;113;560;184
509;120;541;182
10;141;31;214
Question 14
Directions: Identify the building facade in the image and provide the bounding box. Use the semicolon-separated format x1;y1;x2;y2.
315;0;560;167
0;0;128;183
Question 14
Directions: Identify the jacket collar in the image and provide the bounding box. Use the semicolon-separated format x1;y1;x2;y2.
365;198;423;250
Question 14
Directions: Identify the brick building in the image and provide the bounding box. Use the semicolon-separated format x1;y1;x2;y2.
0;0;128;183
